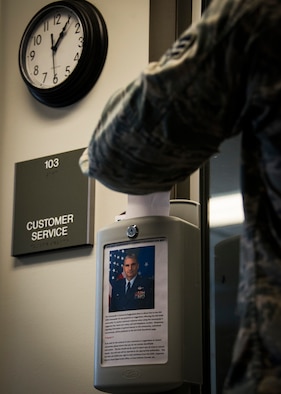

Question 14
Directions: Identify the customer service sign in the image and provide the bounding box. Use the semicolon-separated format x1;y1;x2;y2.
12;148;95;256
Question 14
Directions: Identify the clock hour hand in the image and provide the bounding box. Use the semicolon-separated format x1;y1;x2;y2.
52;16;71;53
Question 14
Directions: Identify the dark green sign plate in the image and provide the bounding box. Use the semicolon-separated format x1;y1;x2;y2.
12;148;94;256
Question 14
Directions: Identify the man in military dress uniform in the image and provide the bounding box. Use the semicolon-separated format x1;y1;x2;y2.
109;254;154;312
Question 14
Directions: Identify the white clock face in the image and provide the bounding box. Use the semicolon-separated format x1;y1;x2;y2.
23;6;84;89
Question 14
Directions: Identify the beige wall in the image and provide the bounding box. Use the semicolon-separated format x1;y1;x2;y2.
0;1;149;393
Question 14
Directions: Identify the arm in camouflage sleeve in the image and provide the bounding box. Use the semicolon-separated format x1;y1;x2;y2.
79;0;264;194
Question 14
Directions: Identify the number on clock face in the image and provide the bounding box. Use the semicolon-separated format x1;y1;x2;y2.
25;6;84;88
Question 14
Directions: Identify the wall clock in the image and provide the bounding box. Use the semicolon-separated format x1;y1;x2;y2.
18;0;108;107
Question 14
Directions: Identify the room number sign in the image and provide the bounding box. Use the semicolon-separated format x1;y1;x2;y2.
12;148;95;256
44;157;60;169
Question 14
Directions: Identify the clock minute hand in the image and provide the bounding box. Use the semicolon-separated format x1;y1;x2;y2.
52;16;71;52
51;33;56;78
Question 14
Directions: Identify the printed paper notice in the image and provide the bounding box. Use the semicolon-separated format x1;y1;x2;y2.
102;239;168;366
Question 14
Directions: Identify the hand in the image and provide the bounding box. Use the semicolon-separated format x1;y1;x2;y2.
51;16;71;52
51;34;56;78
50;34;58;84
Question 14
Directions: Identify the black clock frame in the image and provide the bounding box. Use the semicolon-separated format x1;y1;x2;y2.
18;0;108;107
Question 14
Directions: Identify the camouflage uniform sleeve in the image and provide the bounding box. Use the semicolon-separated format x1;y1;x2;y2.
79;0;257;194
81;1;281;392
